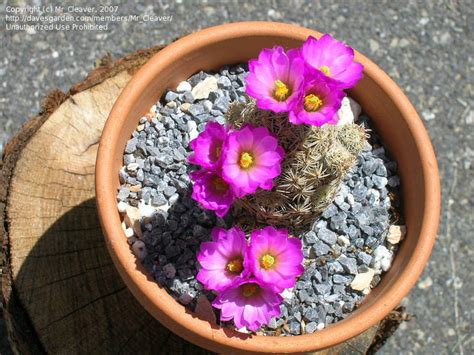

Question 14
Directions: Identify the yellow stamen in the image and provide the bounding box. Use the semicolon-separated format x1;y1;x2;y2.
239;152;254;169
304;94;324;112
212;177;228;193
215;145;222;158
226;258;243;273
320;65;331;76
273;80;291;101
260;254;275;269
242;283;259;297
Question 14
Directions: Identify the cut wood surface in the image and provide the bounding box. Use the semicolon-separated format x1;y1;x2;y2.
0;45;400;354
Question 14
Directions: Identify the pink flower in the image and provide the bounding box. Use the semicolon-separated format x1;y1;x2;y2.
189;121;227;170
289;73;346;126
196;227;249;292
190;169;235;217
212;277;282;331
246;46;305;112
301;35;364;89
247;226;304;292
222;125;285;196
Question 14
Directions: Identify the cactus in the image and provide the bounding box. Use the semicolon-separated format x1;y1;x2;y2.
226;100;367;233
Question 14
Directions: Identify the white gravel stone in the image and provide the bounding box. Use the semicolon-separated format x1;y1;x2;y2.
156;202;171;213
126;162;139;172
180;102;191;113
387;225;406;244
337;235;351;247
139;202;156;219
317;323;325;330
124;206;142;237
380;257;392;272
124;227;135;238
281;287;294;300
336;97;362;126
372;245;393;272
191;76;218;100
176;81;192;92
350;268;376;291
117;201;129;213
132;240;147;259
187;120;199;140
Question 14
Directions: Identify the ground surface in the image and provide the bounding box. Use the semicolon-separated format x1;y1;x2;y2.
1;1;473;354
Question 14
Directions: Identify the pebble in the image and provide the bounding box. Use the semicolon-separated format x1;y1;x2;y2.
124;206;142;237
188;103;207;117
132;240;147;259
217;75;232;89
388;176;400;187
357;251;373;265
139;203;156;219
125;137;138;153
187;120;199;140
372;245;393;272
191;76;218;100
117;201;129;213
124;227;134;238
314;241;331;256
333;274;352;284
163;263;176;278
180;102;191;113
338;255;358;275
318;228;338;245
289;321;301;334
350;269;376;291
176;81;192;92
305;322;318;333
165;91;179;102
372;175;388;189
387;225;406;244
337;235;350;247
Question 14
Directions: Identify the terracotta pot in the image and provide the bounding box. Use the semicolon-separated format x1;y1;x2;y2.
96;22;440;353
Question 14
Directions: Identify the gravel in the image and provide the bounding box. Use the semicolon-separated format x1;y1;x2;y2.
116;64;402;336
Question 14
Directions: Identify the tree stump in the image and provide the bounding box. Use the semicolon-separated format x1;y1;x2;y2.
0;45;401;354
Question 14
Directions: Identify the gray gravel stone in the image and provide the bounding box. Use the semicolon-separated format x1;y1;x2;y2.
313;241;331;256
338;255;358;275
318;228;337;245
125;137;138;153
333;274;353;284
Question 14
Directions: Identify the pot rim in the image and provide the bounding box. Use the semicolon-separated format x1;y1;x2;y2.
95;21;440;353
